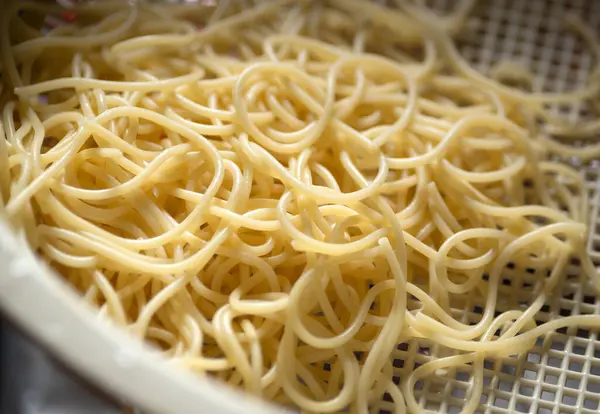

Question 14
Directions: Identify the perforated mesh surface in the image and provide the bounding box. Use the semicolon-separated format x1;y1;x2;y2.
374;1;600;413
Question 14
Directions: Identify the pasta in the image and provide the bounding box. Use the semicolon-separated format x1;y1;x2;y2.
1;0;600;413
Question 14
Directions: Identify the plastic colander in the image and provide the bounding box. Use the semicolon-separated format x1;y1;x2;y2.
0;0;599;413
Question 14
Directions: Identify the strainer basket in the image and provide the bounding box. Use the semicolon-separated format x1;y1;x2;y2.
1;0;600;413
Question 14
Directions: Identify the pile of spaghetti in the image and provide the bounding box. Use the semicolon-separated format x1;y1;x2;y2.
2;0;600;413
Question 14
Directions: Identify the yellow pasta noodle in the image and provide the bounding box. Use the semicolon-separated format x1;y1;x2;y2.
1;0;600;413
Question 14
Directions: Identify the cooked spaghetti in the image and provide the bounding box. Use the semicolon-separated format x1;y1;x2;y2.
1;0;600;413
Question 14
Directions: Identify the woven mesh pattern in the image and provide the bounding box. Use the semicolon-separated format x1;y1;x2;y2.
372;1;600;413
